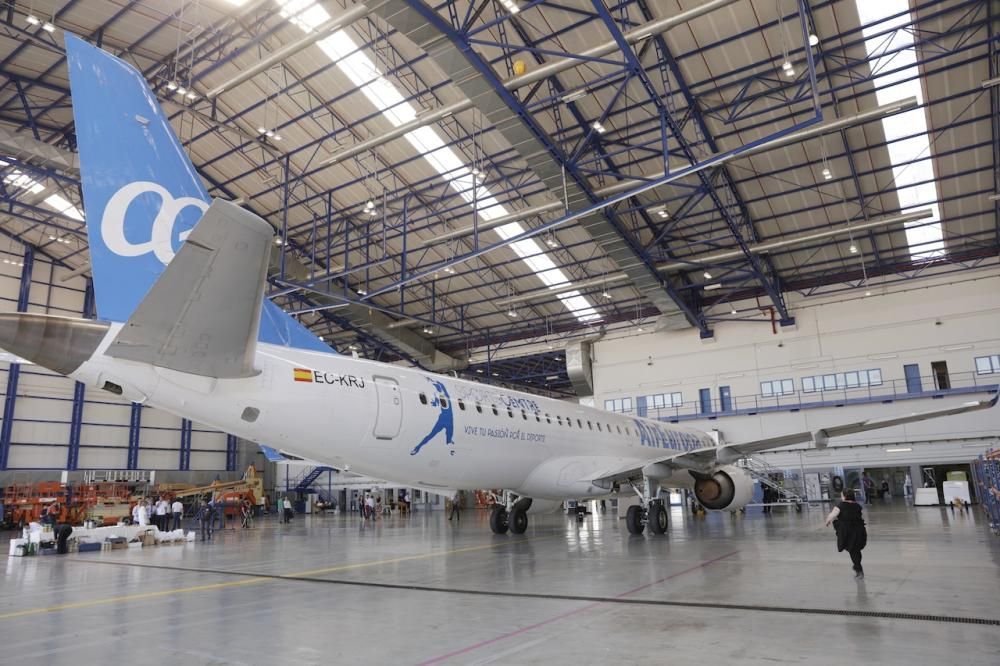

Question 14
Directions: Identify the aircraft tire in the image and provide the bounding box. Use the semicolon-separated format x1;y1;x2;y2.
489;506;509;534
648;503;668;534
625;505;644;535
509;506;528;534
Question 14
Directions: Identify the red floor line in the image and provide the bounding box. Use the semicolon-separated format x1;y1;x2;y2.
415;549;740;666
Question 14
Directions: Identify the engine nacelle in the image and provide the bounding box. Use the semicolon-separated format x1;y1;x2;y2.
692;465;754;511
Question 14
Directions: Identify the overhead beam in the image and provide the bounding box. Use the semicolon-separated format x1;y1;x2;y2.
320;0;737;166
205;3;372;99
493;210;933;308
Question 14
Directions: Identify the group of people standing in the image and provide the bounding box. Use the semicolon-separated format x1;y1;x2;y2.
130;497;183;531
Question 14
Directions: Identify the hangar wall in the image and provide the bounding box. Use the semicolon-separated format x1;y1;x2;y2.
592;269;1000;466
0;248;235;475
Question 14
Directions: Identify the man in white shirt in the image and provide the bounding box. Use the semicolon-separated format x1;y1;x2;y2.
132;502;141;525
171;499;183;531
155;497;168;530
137;501;149;527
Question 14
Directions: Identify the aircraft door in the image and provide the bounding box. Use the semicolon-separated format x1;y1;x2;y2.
372;376;403;440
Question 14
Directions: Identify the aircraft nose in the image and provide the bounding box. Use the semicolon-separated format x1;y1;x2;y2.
0;312;110;375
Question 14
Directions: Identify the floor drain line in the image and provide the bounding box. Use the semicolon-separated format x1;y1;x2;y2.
65;558;1000;626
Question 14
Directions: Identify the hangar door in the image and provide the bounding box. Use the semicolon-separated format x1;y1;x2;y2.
372;376;403;440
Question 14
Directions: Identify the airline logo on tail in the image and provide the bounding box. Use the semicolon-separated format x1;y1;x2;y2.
102;181;208;264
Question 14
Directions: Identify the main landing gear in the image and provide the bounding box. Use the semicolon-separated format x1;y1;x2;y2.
489;494;532;535
625;478;668;536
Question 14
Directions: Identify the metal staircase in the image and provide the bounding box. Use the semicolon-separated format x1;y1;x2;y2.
737;456;806;505
290;466;337;497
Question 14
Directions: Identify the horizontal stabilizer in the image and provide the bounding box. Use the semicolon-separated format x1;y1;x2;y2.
107;199;272;378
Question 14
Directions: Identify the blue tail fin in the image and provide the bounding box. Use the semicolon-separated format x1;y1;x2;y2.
65;34;329;353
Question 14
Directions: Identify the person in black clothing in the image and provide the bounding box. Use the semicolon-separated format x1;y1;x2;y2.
825;488;868;579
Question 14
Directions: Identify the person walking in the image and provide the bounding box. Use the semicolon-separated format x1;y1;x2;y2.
448;491;461;522
862;473;875;505
282;495;293;523
197;500;213;541
171;498;183;531
365;494;375;520
825;488;868;579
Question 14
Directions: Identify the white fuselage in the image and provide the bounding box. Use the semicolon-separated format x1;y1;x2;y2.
70;325;710;500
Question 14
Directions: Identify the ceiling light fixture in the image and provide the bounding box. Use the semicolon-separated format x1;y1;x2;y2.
41;21;55;33
782;60;793;71
636;326;644;332
443;265;455;275
26;15;40;25
257;127;267;134
849;243;858;254
357;288;367;296
703;271;712;280
601;290;612;300
658;210;669;218
176;87;187;96
506;308;518;318
808;33;819;47
273;134;282;141
821;167;832;180
185;91;197;100
167;81;178;91
885;447;912;453
591;121;606;134
499;0;520;14
731;307;738;315
864;289;872;297
545;235;558;248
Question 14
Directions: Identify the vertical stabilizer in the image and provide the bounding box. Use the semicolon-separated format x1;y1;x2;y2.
65;34;329;353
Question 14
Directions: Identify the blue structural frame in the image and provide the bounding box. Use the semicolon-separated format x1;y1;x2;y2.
0;0;992;392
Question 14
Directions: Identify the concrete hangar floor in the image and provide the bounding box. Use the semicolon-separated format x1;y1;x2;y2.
3;505;999;665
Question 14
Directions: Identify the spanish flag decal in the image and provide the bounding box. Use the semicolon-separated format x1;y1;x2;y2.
293;368;313;383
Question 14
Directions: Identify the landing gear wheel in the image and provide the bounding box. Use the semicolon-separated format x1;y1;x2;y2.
795;503;803;513
648;502;668;535
509;506;528;534
625;505;645;535
489;506;509;534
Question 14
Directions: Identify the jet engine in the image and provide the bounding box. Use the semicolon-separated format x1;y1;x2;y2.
691;465;754;511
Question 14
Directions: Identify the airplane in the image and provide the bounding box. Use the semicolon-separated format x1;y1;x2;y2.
0;34;994;537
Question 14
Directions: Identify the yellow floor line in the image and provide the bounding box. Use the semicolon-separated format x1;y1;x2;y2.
0;536;540;621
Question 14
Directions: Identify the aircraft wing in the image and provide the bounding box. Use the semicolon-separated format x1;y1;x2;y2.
106;199;272;379
587;393;998;486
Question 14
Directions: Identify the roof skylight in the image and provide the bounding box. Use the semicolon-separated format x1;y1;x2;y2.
855;0;944;261
273;0;601;323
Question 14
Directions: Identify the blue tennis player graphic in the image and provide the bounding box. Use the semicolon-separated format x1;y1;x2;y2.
410;378;455;455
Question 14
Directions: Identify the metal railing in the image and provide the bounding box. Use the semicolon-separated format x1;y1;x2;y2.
630;371;997;422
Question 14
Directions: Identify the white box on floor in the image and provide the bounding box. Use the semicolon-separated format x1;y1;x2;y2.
942;481;971;504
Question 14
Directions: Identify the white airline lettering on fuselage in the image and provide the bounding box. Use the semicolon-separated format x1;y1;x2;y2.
102;181;208;264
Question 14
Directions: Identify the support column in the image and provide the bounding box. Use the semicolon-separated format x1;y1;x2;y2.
127;402;142;470
67;278;95;471
179;418;193;471
0;246;33;470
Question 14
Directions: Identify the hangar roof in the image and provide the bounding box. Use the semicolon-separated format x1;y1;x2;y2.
0;0;994;394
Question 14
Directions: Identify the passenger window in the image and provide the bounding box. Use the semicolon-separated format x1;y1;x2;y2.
577;419;582;428
535;413;540;422
419;393;427;405
492;404;498;416
440;396;448;409
476;402;483;414
587;421;593;430
596;423;602;432
557;415;563;425
508;408;514;418
458;399;465;411
522;410;527;420
545;413;551;423
616;425;622;434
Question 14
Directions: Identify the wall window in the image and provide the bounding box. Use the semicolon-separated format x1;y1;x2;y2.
604;397;633;413
648;393;682;409
976;355;1000;375
760;379;794;397
802;369;883;393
